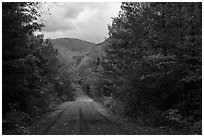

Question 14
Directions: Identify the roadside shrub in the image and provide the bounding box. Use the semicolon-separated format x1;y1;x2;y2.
190;120;202;135
161;109;183;130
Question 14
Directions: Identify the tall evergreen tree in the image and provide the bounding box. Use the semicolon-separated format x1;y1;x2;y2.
94;2;202;131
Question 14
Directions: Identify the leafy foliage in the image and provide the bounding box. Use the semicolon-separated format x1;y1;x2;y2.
87;2;202;134
2;2;74;134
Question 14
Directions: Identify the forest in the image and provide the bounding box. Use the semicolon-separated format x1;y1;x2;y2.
2;2;202;135
82;2;202;134
2;2;75;134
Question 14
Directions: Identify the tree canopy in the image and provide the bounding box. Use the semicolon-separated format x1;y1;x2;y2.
86;2;201;134
2;2;74;134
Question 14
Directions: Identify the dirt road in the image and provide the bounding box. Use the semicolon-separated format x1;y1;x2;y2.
32;86;171;135
32;86;138;135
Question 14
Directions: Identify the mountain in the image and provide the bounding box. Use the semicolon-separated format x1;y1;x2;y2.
50;37;110;88
51;38;96;53
50;38;96;64
50;37;111;84
51;38;107;68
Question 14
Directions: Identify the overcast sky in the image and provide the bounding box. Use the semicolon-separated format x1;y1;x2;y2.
40;2;121;43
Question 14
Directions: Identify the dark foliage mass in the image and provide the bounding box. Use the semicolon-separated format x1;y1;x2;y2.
2;2;73;134
85;2;202;134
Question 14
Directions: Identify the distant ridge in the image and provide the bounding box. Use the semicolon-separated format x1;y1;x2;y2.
50;37;108;69
96;37;111;45
55;37;96;44
51;38;96;53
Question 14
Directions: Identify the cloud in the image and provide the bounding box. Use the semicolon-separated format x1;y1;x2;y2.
40;2;121;43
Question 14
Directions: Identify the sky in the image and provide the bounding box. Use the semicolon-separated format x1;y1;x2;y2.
40;2;121;43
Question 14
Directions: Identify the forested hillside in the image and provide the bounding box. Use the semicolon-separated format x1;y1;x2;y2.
50;38;104;84
50;38;97;65
51;38;95;53
84;2;202;134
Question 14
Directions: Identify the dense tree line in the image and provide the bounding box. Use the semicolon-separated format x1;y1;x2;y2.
86;2;201;134
2;2;73;134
